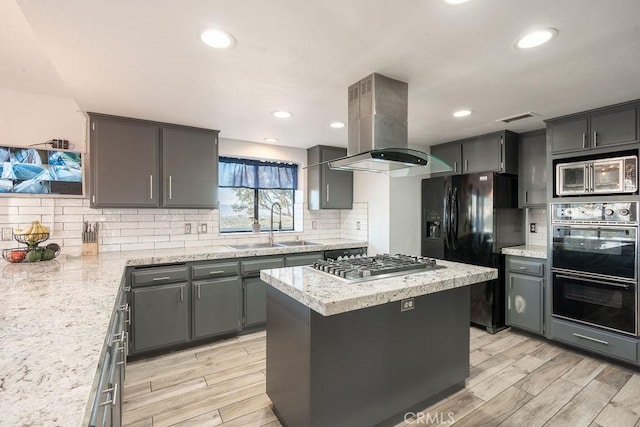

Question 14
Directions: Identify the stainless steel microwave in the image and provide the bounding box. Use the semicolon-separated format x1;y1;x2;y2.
556;155;637;196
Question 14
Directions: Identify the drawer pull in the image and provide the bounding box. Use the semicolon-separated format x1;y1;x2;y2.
573;333;608;345
152;276;172;281
99;383;118;407
209;270;225;274
519;266;527;270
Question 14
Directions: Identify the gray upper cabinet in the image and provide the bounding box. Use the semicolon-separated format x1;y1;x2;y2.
307;145;353;210
162;127;218;208
89;113;219;208
192;276;241;339
430;130;518;176
518;129;547;207
548;102;639;154
430;143;462;177
90;116;160;208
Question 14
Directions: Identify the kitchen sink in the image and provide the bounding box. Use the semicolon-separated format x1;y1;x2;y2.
226;243;282;250
276;241;322;247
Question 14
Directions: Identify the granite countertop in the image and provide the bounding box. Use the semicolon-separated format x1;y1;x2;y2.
260;260;498;316
501;245;548;259
0;238;366;426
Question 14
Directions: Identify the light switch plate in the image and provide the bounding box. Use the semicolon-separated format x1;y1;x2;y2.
401;298;415;312
2;228;13;241
529;223;537;233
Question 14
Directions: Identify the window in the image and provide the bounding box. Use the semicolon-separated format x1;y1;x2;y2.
218;157;298;233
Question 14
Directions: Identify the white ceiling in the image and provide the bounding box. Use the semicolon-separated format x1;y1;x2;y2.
5;0;640;149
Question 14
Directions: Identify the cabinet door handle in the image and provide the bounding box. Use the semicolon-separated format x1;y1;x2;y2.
326;184;330;203
209;270;225;275
118;303;131;325
509;276;513;288
152;276;171;281
149;175;153;200
169;175;173;200
593;131;598;147
499;136;504;170
179;287;184;302
573;333;608;345
197;284;201;299
99;383;118;407
116;332;128;368
465;159;469;171
454;161;457;173
582;133;586;149
525;190;528;204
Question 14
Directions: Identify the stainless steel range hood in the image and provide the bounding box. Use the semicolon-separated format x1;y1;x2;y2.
328;73;452;177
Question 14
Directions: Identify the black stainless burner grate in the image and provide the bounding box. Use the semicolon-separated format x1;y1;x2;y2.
311;254;443;281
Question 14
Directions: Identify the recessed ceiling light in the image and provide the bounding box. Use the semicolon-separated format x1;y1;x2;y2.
200;29;235;49
264;138;279;143
443;0;471;4
272;111;293;119
452;109;472;118
330;121;345;129
515;28;558;49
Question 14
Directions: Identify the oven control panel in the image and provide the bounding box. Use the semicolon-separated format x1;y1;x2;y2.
551;202;638;223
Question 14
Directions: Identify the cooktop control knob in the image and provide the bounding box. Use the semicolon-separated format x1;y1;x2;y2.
564;209;573;216
605;208;614;216
620;208;630;216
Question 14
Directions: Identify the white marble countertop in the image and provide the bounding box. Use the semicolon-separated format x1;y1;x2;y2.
501;245;548;259
0;238;366;427
260;260;498;316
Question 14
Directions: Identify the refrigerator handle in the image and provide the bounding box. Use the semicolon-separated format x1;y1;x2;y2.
444;188;451;250
451;187;459;250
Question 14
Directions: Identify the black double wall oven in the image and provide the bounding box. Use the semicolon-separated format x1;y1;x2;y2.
551;202;638;335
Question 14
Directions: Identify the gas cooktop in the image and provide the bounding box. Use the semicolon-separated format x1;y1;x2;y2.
309;254;445;283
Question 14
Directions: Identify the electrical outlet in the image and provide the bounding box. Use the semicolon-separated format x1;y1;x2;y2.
356;221;361;230
198;223;207;234
529;223;537;233
184;223;191;234
2;228;13;241
401;298;415;312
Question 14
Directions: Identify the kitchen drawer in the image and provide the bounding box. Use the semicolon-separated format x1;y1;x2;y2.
192;261;240;279
551;318;637;363
285;252;323;267
131;265;189;287
241;257;285;275
507;257;544;276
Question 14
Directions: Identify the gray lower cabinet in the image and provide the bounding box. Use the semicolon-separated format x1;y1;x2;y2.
244;277;268;327
285;252;323;267
518;129;547;207
506;256;544;335
307;145;353;209
131;283;190;353
192;277;242;339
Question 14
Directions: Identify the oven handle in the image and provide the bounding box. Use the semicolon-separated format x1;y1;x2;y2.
555;274;631;289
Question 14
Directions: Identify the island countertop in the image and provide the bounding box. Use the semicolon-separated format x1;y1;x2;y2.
260;259;498;316
0;238;366;427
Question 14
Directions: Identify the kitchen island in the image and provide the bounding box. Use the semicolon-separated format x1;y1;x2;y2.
260;260;497;427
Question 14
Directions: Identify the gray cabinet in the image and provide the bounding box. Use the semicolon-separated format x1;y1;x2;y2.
519;129;547;207
307;145;353;210
285;252;323;267
162;127;218;208
429;130;518;177
548;102;639;154
506;256;544;335
192;276;242;339
89;113;219;209
430;143;462;177
243;277;267;327
90;115;160;208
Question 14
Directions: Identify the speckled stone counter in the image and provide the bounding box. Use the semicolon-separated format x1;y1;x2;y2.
0;238;366;427
501;244;548;259
260;259;498;316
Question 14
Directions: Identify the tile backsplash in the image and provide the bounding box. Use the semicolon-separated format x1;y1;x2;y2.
526;207;547;247
0;197;368;254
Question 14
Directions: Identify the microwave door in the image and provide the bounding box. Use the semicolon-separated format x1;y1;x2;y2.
557;162;588;195
592;159;624;194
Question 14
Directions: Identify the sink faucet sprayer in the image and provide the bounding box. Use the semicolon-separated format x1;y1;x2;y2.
269;202;282;246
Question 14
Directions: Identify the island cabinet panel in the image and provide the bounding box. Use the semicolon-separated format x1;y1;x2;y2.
266;285;470;427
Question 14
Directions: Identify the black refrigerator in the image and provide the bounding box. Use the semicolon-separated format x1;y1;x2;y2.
421;172;523;333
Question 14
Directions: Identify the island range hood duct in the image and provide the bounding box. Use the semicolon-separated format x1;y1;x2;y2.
328;73;452;177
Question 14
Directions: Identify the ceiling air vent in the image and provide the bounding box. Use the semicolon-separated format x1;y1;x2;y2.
497;112;537;123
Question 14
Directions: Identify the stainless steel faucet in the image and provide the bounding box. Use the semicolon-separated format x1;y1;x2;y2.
269;202;282;246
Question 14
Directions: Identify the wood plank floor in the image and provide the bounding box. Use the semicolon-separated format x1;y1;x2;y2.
123;328;640;426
